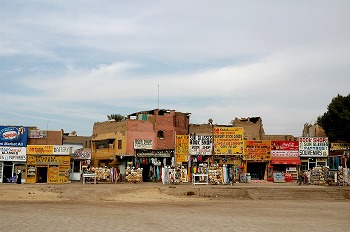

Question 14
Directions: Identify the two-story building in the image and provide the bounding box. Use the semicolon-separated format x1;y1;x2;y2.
92;109;190;182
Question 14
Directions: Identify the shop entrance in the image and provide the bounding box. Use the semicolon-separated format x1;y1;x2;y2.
140;163;151;182
37;167;48;183
247;162;266;180
3;162;14;183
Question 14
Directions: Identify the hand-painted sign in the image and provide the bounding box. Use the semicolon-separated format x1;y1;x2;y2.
190;134;212;156
299;137;328;157
213;127;243;155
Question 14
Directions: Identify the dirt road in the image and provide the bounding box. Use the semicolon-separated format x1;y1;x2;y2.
0;183;349;232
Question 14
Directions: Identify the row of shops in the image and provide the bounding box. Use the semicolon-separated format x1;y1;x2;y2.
0;145;92;184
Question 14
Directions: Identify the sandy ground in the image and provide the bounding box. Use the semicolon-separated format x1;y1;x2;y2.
0;183;349;232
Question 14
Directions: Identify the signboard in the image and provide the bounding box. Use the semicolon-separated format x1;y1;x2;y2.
271;141;299;158
134;139;153;150
0;147;26;161
176;135;189;162
0;126;28;147
71;148;92;159
27;154;70;165
244;140;271;160
213;127;243;155
27;145;54;154
28;129;47;138
53;146;71;155
330;143;350;151
299;137;328;157
189;134;212;156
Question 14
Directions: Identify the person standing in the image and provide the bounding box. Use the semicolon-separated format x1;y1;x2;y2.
16;170;22;184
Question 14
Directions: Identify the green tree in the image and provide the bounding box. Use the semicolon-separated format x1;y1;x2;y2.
317;94;350;142
107;114;126;122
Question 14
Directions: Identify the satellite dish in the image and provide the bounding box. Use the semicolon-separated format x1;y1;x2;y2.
69;131;77;136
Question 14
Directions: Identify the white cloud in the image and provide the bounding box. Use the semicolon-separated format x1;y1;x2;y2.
1;1;350;136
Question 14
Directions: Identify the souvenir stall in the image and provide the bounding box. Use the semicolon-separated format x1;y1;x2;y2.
189;134;213;182
136;150;173;182
213;127;244;183
70;148;92;181
191;155;210;184
175;135;190;183
337;167;349;186
208;164;223;185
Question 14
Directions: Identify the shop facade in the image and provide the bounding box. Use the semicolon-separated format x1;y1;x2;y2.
243;140;271;181
188;134;212;184
26;145;71;183
70;147;92;181
0;126;28;183
136;149;173;182
299;137;328;171
270;140;300;181
213;127;244;184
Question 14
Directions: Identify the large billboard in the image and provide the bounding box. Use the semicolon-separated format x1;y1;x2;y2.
189;134;212;156
244;140;271;160
0;126;28;147
299;137;328;157
213;127;243;155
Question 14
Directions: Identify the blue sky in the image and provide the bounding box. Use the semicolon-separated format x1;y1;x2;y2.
1;1;349;136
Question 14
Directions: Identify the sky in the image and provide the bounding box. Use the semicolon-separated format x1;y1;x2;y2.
1;1;350;137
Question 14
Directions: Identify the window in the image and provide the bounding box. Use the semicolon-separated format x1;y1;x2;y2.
157;130;164;139
118;140;122;149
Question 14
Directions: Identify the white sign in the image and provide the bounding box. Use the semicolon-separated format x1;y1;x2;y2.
190;135;212;156
0;147;26;161
134;139;153;149
299;137;329;157
53;146;71;155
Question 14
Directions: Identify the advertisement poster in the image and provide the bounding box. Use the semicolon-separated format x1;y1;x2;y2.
299;137;328;157
189;134;212;156
244;140;271;160
213;127;243;155
0;126;28;147
271;141;299;158
176;135;189;162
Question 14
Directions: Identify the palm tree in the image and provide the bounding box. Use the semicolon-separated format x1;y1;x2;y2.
107;114;126;122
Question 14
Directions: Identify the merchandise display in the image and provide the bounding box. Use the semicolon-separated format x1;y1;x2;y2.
125;167;143;183
208;165;223;185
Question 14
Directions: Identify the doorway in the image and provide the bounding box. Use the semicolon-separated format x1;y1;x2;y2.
37;167;48;183
247;162;267;180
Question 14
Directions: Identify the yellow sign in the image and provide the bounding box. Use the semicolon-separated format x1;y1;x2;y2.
244;140;271;161
176;135;189;163
213;127;243;155
27;145;54;154
330;143;350;151
27;155;70;165
176;135;189;155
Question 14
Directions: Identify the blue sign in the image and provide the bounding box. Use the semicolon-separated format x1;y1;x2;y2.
0;126;28;147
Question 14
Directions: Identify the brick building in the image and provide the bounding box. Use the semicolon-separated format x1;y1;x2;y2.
92;109;190;181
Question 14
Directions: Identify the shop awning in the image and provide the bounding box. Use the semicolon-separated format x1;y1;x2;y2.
271;159;301;165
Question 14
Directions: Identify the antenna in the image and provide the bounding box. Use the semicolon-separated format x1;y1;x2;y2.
157;84;159;109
